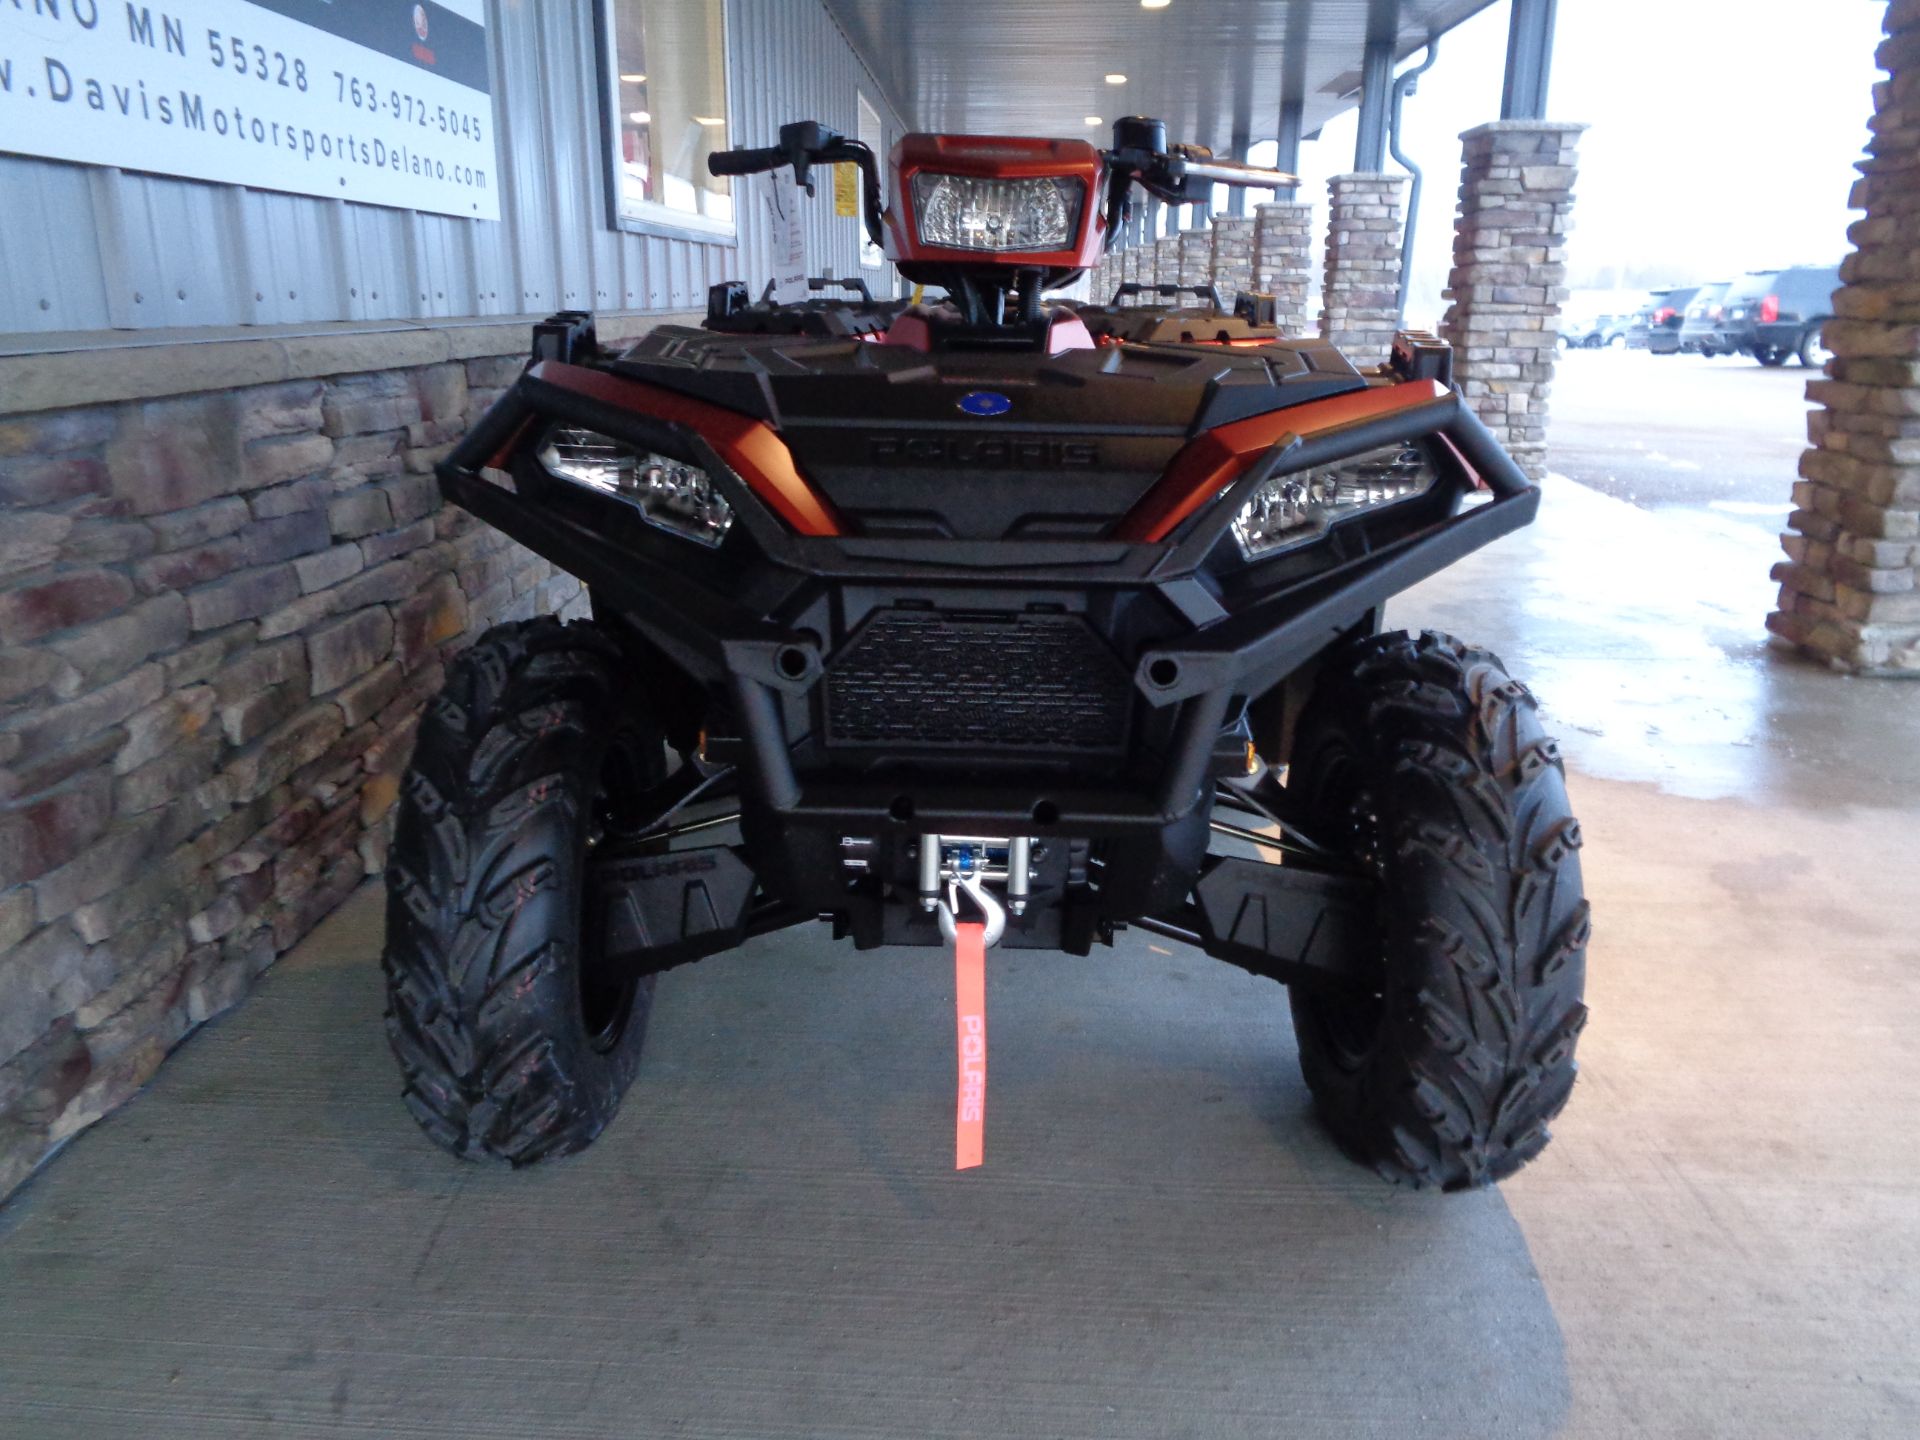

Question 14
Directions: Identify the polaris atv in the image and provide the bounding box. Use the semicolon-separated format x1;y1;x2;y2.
386;117;1589;1189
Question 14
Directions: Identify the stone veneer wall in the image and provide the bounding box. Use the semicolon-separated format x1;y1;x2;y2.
1439;122;1585;483
1208;216;1256;311
0;319;671;1200
1318;174;1408;366
1253;201;1315;335
1769;0;1920;675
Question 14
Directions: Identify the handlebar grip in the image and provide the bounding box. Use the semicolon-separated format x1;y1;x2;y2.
707;145;783;177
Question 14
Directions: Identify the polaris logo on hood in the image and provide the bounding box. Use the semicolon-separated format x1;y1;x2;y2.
868;434;1100;468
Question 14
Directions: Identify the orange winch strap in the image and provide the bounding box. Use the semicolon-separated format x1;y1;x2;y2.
955;921;987;1170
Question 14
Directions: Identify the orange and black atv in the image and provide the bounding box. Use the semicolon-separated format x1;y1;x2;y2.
386;117;1588;1189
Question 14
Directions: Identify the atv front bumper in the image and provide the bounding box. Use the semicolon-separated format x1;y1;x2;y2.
437;358;1536;961
442;364;1534;832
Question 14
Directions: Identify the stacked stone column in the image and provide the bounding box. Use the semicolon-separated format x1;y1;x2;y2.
1769;0;1920;674
1177;227;1213;295
1438;122;1584;482
1090;253;1114;305
1153;235;1182;288
1318;174;1408;365
1254;201;1315;334
1209;215;1255;311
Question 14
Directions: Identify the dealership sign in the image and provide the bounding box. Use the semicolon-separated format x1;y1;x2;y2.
0;0;499;220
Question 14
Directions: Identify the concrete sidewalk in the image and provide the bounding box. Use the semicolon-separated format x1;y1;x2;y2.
2;479;1916;1438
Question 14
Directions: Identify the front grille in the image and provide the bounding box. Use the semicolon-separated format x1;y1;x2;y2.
826;609;1132;752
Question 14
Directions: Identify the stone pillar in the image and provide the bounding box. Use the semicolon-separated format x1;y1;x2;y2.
1177;227;1213;292
1154;235;1182;288
1769;2;1920;675
1209;215;1255;311
1253;200;1315;334
1439;122;1585;482
1318;173;1408;366
1120;244;1141;297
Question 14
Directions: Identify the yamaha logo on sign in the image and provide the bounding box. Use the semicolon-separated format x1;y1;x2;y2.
957;391;1013;417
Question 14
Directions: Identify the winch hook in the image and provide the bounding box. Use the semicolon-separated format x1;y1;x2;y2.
937;871;1006;949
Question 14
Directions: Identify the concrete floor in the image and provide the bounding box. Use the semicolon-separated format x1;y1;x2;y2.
3;359;1918;1438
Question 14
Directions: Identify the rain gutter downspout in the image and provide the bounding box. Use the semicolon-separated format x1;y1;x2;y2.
1389;35;1441;322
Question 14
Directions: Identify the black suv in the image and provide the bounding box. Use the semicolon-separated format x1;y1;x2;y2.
1720;265;1840;367
1677;282;1732;356
1640;286;1701;355
1623;290;1674;350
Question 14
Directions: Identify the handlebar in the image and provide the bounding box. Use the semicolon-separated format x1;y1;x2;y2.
707;145;785;177
706;120;886;248
1178;157;1298;189
707;116;1300;271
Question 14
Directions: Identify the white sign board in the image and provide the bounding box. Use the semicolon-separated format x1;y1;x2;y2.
0;0;499;220
761;162;807;304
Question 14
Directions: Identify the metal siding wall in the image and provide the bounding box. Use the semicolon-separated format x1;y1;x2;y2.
0;0;905;338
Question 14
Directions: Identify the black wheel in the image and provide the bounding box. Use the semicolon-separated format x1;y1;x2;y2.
1796;322;1830;369
1285;631;1589;1189
1755;345;1788;367
383;617;666;1164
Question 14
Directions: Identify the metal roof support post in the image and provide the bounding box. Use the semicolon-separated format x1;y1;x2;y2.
1275;99;1303;196
1501;0;1557;120
1351;9;1397;171
1227;123;1251;215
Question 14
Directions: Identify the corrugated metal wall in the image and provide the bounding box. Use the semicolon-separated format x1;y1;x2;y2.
0;0;908;338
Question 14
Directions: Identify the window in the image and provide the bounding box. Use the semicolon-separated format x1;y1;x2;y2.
856;92;884;269
603;0;733;239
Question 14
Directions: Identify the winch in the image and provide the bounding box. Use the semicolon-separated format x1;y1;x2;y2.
918;833;1035;949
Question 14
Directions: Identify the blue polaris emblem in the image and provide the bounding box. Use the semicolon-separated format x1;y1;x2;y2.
957;390;1012;417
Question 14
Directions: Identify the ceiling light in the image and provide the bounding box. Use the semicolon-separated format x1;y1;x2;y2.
1142;0;1170;8
1084;116;1103;126
628;110;651;124
1105;73;1126;85
692;115;726;127
619;73;646;83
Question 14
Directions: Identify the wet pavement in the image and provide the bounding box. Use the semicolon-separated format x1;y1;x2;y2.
1399;349;1920;809
1547;347;1813;530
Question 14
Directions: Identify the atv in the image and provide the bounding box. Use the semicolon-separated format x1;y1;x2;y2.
385;117;1589;1189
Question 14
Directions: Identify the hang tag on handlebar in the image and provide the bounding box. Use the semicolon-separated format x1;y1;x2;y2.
761;164;808;305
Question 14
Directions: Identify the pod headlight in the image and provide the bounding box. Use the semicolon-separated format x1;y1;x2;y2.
539;427;734;549
911;173;1084;252
1230;442;1436;560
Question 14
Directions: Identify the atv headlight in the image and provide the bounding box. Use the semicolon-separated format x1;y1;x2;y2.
1230;442;1435;560
911;173;1083;252
539;428;734;548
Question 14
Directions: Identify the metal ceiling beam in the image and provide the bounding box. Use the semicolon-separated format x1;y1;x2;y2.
1500;0;1557;120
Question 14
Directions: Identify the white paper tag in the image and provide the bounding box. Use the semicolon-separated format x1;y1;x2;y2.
761;164;809;305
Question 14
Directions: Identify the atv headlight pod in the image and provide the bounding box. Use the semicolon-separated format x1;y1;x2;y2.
1229;441;1436;560
539;427;735;549
911;172;1084;252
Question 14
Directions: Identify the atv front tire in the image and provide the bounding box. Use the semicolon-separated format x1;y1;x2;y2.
1287;631;1589;1189
383;617;664;1164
